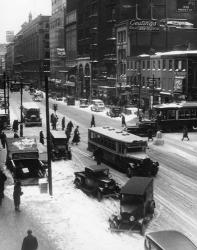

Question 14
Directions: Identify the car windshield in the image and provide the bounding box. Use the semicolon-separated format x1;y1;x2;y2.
94;169;109;177
121;194;143;205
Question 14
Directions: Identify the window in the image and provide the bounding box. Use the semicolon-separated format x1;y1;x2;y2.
169;59;173;70
162;59;166;70
147;60;150;69
158;60;160;70
142;61;145;69
152;60;156;69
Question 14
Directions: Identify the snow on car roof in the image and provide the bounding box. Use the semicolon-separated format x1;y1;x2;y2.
50;130;67;139
120;177;153;195
6;137;38;152
23;102;40;109
154;102;197;109
146;230;197;250
89;126;147;144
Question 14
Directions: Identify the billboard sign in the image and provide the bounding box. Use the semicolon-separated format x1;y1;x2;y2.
177;0;197;12
174;76;184;93
129;19;160;32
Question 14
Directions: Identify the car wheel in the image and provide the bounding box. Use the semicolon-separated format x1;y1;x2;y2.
74;177;82;188
126;167;134;178
97;190;102;201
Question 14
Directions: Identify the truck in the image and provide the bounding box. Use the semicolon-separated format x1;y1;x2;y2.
22;102;42;127
6;137;47;185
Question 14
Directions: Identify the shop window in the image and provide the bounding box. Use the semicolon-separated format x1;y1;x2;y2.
142;61;145;70
158;60;160;70
147;60;150;70
162;59;166;70
169;59;173;70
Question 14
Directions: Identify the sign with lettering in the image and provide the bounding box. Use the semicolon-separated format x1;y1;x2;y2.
174;76;184;93
177;0;197;12
129;19;160;32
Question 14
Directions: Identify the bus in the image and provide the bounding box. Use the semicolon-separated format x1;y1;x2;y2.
88;126;159;177
153;101;197;132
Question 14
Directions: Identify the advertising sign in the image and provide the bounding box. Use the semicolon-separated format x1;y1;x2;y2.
57;48;66;57
174;76;184;93
177;0;197;12
129;19;160;32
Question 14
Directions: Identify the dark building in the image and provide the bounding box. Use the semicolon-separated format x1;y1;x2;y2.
14;14;50;88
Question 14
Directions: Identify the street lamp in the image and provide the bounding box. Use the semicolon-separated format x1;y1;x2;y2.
20;76;24;137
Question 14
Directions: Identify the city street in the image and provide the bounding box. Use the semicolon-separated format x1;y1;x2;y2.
0;91;197;250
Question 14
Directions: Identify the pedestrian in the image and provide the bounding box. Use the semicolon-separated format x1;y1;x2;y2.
182;126;189;141
72;126;80;145
121;114;126;127
67;120;74;133
1;131;6;148
0;170;7;205
147;128;153;141
93;148;103;165
39;131;44;145
12;119;19;132
21;229;38;250
61;117;65;130
14;132;19;138
13;180;23;211
65;128;71;143
90;114;96;127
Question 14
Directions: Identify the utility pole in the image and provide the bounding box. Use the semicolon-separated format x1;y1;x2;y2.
3;72;7;113
45;75;53;196
6;75;10;125
20;77;23;137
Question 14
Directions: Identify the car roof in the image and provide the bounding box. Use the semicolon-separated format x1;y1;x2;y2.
50;130;67;138
146;230;197;250
6;137;38;153
120;177;153;195
85;165;108;172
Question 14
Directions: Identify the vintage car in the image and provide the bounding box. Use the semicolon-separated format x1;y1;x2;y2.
74;165;120;201
67;96;75;105
6;137;47;185
50;130;72;161
22;102;42;127
79;98;89;108
126;120;157;137
109;177;155;235
107;106;122;118
0;113;10;130
91;99;105;112
145;230;197;250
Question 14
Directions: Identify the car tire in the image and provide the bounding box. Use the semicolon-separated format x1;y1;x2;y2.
97;190;102;201
74;177;83;188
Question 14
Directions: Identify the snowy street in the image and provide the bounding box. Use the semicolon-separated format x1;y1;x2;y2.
0;91;197;249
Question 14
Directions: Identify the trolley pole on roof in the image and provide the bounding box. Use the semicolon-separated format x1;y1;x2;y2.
45;74;53;196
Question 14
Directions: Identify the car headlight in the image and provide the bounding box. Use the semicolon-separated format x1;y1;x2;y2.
117;215;122;220
129;216;135;222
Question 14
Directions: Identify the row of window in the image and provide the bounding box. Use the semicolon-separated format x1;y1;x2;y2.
127;59;186;71
158;109;197;120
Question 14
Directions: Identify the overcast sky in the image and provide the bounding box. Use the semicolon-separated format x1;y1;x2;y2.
0;0;51;43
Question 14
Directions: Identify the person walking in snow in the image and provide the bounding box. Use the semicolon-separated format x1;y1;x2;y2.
39;131;44;145
121;114;126;127
0;170;7;205
182;126;189;141
61;117;65;130
21;229;38;250
90;114;96;127
72;126;80;145
13;180;23;211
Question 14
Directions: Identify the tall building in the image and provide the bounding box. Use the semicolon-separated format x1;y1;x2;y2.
0;44;7;76
50;0;67;85
13;14;50;87
6;31;14;43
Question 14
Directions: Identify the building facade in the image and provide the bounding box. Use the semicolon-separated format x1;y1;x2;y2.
6;31;14;43
13;14;50;88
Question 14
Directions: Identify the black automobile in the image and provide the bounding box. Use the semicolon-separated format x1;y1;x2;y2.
109;177;155;235
74;165;120;201
126;120;157;137
67;96;75;105
107;106;122;118
50;130;72;161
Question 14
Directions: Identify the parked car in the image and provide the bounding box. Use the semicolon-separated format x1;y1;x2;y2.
79;98;89;108
91;99;105;112
126;120;157;137
6;137;47;185
122;106;141;116
32;96;42;102
67;96;75;105
50;130;72;161
145;230;197;250
107;106;122;117
74;165;120;201
56;96;63;101
22;102;42;127
109;177;155;235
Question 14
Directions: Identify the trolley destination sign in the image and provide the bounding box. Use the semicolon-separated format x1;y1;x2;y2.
129;19;160;32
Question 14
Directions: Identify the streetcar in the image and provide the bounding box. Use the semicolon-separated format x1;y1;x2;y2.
88;126;159;177
153;101;197;132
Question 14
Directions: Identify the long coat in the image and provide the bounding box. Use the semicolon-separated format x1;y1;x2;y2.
0;171;7;198
13;183;23;207
21;234;38;250
72;127;80;144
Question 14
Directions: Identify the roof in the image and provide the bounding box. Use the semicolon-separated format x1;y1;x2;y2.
120;177;153;195
86;165;108;172
154;101;197;109
22;102;40;109
50;130;67;139
89;126;147;144
6;137;38;153
146;230;197;250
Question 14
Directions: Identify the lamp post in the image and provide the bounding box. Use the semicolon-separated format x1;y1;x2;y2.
20;76;24;137
44;74;53;196
6;75;10;124
3;72;7;114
